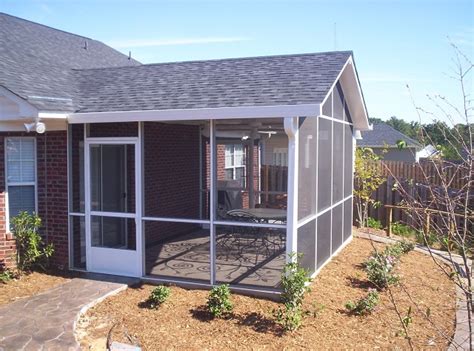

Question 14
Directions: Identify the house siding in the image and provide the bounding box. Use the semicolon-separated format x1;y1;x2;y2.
0;131;68;270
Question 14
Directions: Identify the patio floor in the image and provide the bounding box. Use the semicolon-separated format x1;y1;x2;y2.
145;228;286;289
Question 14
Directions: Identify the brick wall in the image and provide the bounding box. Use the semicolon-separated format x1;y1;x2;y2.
0;131;69;270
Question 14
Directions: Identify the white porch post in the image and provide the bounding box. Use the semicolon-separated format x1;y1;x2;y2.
284;117;299;262
209;119;216;285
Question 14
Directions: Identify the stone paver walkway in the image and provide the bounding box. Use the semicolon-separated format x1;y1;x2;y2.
0;273;136;351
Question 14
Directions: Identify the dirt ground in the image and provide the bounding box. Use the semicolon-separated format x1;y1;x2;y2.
77;237;456;350
0;271;70;306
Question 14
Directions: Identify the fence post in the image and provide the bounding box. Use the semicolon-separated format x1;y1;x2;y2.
424;212;431;236
386;206;393;237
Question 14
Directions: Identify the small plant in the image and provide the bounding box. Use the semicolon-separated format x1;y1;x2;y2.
384;241;414;258
364;253;399;289
345;288;380;315
11;212;54;272
207;284;233;318
147;285;171;308
366;217;383;230
402;306;413;328
0;269;14;284
274;253;312;332
391;222;416;238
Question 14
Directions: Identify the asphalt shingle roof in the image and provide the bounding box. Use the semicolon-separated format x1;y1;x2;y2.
358;122;422;148
73;51;352;113
1;12;353;114
0;12;139;112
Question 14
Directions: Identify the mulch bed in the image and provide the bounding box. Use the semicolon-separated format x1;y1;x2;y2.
77;237;456;350
0;270;70;306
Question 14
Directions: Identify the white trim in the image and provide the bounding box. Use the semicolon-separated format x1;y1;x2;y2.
209;120;216;284
143;216;210;225
4;137;38;232
319;114;353;125
37;112;68;119
69;212;86;217
90;211;136;219
284;117;299;260
68;104;320;124
297;195;353;229
319;56;369;131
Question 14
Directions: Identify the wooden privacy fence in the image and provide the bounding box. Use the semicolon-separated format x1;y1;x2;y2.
379;160;469;190
362;160;473;232
260;165;288;208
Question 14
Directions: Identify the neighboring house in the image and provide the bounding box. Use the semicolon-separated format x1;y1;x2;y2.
0;13;370;294
358;122;422;162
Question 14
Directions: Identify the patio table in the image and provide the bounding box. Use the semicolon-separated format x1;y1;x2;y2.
226;208;287;223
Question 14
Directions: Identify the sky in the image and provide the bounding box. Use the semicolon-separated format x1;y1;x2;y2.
1;0;473;124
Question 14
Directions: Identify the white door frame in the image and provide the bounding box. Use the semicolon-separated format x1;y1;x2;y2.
84;137;142;277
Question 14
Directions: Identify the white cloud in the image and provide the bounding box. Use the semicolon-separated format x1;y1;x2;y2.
108;36;251;48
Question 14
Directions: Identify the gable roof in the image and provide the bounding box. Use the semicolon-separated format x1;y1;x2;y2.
0;12;139;112
0;13;370;130
72;51;352;113
358;122;422;149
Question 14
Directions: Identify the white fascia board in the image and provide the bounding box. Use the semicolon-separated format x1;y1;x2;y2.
68;103;320;124
319;56;370;131
38;112;69;119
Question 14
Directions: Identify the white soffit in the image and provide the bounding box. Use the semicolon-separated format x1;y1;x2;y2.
68;104;321;124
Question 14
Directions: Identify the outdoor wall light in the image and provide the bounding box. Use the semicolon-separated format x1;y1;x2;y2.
24;120;46;134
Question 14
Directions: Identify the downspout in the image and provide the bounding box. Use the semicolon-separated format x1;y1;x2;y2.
284;117;299;262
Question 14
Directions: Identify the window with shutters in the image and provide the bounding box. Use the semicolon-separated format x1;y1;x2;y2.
5;138;37;227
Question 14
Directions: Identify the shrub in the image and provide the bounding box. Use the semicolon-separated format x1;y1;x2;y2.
391;222;416;238
207;284;233;318
364;253;399;289
11;212;54;272
367;217;383;229
0;269;14;284
384;241;414;258
274;253;312;332
345;288;380;315
414;230;438;247
147;285;171;308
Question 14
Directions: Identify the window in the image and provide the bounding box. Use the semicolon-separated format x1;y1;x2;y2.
273;148;288;167
224;144;246;187
5;138;36;224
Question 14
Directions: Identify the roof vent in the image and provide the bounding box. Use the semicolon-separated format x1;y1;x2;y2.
84;40;88;50
128;51;132;60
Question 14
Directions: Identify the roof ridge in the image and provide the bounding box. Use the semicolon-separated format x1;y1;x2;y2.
0;12;93;40
73;50;353;72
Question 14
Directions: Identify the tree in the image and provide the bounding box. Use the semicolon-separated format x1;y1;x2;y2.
391;45;473;350
353;147;386;228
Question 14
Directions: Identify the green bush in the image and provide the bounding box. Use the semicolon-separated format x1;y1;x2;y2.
345;289;380;315
207;284;233;318
11;212;54;272
367;217;383;229
0;269;14;284
414;230;438;247
147;285;171;308
391;222;416;238
384;241;415;258
274;253;312;332
364;253;399;289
